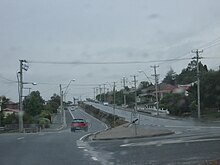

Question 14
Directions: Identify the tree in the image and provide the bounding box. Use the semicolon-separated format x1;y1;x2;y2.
23;91;45;116
176;60;208;84
162;68;177;85
188;70;220;111
138;81;152;89
45;94;60;113
160;93;190;116
200;70;220;108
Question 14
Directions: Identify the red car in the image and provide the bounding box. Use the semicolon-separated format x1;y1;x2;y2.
71;119;88;132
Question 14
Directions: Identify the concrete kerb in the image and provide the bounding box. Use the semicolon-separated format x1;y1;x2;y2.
92;131;175;141
80;124;111;141
82;124;175;141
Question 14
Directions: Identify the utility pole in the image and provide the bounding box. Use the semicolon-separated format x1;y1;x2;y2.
99;85;102;102
103;84;106;102
151;65;159;116
18;60;27;132
59;84;63;124
95;88;99;101
122;77;127;106
113;82;116;127
93;88;96;100
133;75;138;113
192;49;203;119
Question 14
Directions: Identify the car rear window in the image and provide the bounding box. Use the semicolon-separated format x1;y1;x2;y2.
72;119;85;123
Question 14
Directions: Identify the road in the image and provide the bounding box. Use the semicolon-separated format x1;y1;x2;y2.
87;102;220;134
0;107;106;165
1;105;220;165
79;102;220;164
86;134;220;165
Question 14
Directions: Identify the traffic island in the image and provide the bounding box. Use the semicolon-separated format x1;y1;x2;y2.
90;123;174;140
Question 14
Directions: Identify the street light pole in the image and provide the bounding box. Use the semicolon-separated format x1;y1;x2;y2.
61;79;75;127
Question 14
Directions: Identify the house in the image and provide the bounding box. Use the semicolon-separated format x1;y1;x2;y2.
0;99;19;117
3;108;19;117
139;83;176;102
139;83;192;104
173;84;192;96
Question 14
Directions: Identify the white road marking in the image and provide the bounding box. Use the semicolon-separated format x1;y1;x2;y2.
79;133;92;141
78;108;108;129
91;156;98;161
165;125;220;129
78;146;85;149
120;138;220;147
17;137;24;140
69;109;75;119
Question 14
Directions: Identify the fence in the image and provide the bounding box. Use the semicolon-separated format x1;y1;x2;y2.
137;105;170;115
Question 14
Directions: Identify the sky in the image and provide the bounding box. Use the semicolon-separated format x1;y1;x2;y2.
0;0;220;102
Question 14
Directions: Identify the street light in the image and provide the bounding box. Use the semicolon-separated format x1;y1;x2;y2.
64;79;76;97
60;79;75;128
138;70;153;83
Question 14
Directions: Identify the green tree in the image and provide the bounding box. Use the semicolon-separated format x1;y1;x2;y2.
4;113;18;125
23;91;45;116
188;70;220;111
176;60;208;84
45;94;60;113
162;68;177;85
160;93;190;116
138;81;152;89
201;70;220;108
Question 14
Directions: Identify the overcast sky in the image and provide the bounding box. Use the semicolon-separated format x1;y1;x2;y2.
0;0;220;102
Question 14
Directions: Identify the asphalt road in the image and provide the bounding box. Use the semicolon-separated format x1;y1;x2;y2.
78;102;220;164
87;102;220;134
1;106;220;165
0;108;106;165
86;134;220;165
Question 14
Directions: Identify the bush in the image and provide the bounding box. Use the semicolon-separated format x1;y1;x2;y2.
38;118;50;128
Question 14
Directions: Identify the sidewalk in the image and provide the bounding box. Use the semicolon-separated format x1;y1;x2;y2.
90;123;174;140
41;111;64;132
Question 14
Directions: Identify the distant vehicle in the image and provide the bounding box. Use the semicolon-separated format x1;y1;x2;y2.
103;102;109;106
71;105;78;111
71;119;88;132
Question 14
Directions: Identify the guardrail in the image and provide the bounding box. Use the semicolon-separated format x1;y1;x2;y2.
137;106;170;115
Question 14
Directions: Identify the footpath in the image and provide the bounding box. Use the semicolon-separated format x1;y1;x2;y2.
41;111;64;132
88;123;174;141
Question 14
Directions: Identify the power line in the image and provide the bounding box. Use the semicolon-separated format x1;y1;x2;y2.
27;58;192;65
199;37;220;50
0;75;16;83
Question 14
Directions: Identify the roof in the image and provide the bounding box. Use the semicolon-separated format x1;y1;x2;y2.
3;108;19;113
145;83;176;92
